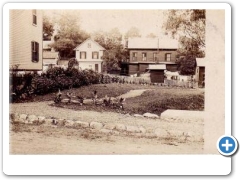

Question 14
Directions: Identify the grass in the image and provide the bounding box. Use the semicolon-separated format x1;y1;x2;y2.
50;84;204;115
19;83;155;103
12;83;204;115
124;88;204;115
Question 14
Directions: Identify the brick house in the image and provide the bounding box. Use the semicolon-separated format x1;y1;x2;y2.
10;10;43;70
74;38;105;73
121;37;178;75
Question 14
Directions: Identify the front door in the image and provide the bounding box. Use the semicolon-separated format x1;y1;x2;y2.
95;64;99;72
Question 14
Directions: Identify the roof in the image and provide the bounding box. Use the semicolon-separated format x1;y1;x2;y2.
196;58;206;67
74;38;105;51
148;64;166;70
128;37;178;49
43;51;60;59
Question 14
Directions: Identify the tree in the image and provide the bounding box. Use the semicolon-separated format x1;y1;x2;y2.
124;27;141;39
43;15;54;40
50;11;90;58
146;33;157;38
92;28;129;72
177;55;197;75
163;9;205;58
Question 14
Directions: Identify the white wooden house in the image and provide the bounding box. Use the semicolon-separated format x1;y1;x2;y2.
42;51;60;72
10;10;43;70
74;39;105;73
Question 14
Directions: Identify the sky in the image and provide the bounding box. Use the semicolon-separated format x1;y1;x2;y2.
43;9;167;37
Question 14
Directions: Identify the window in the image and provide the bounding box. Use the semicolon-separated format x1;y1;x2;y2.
80;52;86;59
32;9;37;25
132;52;137;61
153;53;157;61
165;53;171;61
92;52;99;59
31;41;39;62
142;52;147;61
88;43;91;48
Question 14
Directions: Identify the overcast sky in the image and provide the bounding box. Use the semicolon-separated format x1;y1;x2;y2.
43;10;167;37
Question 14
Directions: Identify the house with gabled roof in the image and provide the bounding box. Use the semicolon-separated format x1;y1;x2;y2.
10;9;43;71
42;51;60;72
121;37;179;75
74;38;105;73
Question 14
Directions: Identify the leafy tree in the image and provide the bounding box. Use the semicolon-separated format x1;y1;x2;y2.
43;15;54;40
124;26;141;39
146;33;157;38
177;55;197;75
50;11;90;58
163;9;205;58
92;28;129;72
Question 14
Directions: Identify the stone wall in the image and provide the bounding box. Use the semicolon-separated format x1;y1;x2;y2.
10;112;203;142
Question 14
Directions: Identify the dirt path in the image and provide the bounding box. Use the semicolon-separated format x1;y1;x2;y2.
117;89;150;99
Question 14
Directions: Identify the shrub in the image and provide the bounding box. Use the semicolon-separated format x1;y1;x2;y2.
10;72;35;102
46;67;65;79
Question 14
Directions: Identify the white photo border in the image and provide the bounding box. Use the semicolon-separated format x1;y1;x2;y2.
3;2;231;175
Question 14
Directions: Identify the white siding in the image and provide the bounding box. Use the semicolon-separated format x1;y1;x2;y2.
78;61;102;73
10;10;43;70
75;39;104;72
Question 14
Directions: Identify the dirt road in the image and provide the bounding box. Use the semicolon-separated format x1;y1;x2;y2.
10;123;203;154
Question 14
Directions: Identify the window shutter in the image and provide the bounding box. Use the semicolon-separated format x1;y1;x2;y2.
31;41;34;61
36;42;39;62
97;52;99;59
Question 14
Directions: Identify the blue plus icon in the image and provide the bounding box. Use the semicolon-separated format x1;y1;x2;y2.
217;135;238;156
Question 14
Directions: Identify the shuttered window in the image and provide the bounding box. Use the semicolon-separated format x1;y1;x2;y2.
80;52;86;59
32;9;37;25
92;52;99;59
31;41;39;62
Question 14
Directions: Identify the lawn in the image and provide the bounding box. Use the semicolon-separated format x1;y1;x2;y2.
46;84;204;115
13;83;204;115
21;83;155;102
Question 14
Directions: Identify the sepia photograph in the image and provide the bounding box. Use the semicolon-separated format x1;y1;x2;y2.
8;7;222;156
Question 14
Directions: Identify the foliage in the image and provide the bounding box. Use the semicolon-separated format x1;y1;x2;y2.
92;28;129;72
46;67;65;78
146;33;157;38
43;15;54;40
177;55;197;75
124;26;141;39
68;58;79;69
50;11;90;58
9;65;35;102
163;9;205;57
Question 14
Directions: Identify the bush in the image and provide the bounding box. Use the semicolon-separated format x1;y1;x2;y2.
46;67;65;78
10;67;110;101
10;72;35;102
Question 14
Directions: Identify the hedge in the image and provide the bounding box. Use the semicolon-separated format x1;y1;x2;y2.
10;67;112;102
